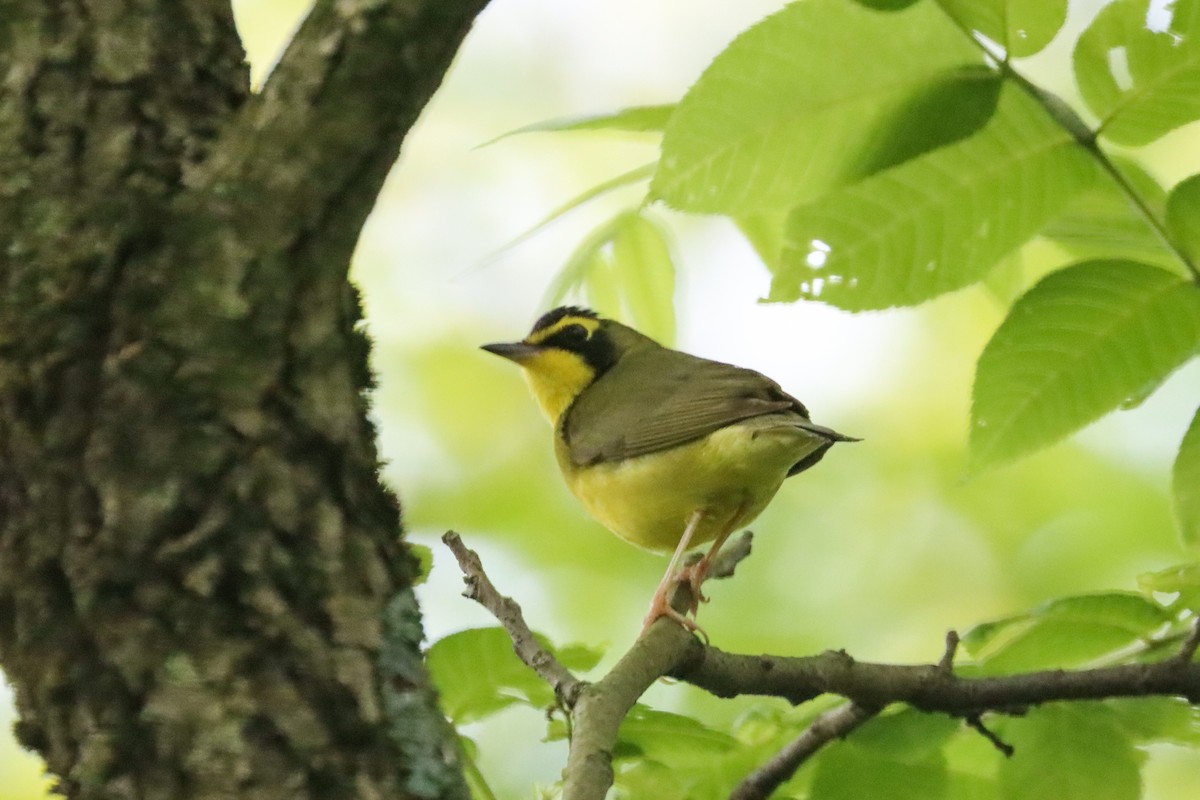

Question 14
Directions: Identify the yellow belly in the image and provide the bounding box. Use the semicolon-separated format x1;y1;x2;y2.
557;420;826;553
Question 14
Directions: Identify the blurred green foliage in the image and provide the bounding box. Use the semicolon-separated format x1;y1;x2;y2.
4;0;1200;799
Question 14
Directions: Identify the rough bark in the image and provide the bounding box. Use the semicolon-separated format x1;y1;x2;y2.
0;1;487;797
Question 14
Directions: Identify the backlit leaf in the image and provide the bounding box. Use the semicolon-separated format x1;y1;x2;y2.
611;212;677;344
812;729;949;800
481;104;673;146
493;163;656;259
773;85;1097;310
1138;562;1200;613
652;0;982;214
427;627;601;724
963;592;1171;670
970;260;1200;471
1044;157;1173;269
1074;0;1200;146
998;705;1140;800
1175;407;1200;546
936;0;1068;57
615;705;736;766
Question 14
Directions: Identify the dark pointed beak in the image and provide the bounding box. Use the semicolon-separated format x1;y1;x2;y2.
481;341;541;363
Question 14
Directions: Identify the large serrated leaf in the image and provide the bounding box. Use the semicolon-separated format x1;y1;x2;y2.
652;0;982;214
1044;157;1174;269
999;705;1140;800
936;0;1068;58
772;84;1097;310
970;260;1200;471
1175;407;1200;546
1074;0;1200;146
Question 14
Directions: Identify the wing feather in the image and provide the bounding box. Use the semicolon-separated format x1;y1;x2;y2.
563;346;812;465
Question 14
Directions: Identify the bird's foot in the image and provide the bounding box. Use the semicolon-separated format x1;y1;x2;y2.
640;580;709;643
676;559;711;606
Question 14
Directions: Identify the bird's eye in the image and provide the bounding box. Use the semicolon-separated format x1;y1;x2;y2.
562;324;589;341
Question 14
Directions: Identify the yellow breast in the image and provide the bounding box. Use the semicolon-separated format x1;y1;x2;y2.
557;419;825;553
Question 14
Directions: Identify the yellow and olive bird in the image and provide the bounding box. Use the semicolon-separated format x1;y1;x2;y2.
483;307;856;634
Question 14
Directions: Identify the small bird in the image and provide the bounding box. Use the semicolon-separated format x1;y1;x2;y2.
482;306;856;635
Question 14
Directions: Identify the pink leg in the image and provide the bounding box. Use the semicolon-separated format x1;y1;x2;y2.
640;510;706;637
677;501;747;606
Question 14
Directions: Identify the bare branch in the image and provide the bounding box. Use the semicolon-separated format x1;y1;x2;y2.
729;702;879;800
675;646;1200;711
444;536;1200;800
442;531;585;706
562;614;697;800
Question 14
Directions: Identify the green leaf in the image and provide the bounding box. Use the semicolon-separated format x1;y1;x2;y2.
545;211;677;344
1104;697;1200;746
1043;157;1174;269
554;641;605;672
407;543;433;586
735;211;788;270
969;260;1200;470
936;0;1068;57
963;592;1172;671
615;705;736;766
811;730;949;800
426;627;601;724
611;212;677;344
1166;173;1200;268
1138;562;1200;613
853;0;922;10
480;104;674;146
849;709;962;763
849;67;1002;181
998;705;1140;800
652;0;982;214
1175;407;1200;546
542;213;630;308
1074;0;1200;146
493;163;656;260
772;84;1097;309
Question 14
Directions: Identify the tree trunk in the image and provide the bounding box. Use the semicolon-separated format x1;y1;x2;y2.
0;1;487;797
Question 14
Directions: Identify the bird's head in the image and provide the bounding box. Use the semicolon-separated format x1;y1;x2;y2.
482;306;638;423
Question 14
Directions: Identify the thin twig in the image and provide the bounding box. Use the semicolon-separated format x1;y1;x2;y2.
939;630;960;674
729;702;879;800
966;714;1015;757
675;645;1200;710
442;531;585;706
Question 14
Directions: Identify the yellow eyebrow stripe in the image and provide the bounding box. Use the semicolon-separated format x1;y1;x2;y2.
527;315;600;345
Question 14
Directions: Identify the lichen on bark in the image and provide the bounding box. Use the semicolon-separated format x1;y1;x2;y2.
0;1;487;797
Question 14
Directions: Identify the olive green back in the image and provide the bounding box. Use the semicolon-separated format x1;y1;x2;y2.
561;324;810;466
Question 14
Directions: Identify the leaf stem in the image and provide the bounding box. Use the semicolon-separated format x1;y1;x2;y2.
1085;141;1200;284
934;5;1200;286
